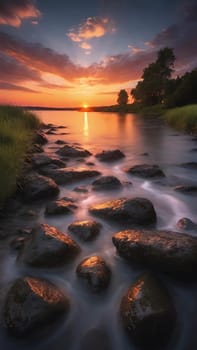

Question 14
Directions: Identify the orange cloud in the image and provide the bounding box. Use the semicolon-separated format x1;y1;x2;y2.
0;0;41;27
79;42;92;50
67;17;115;43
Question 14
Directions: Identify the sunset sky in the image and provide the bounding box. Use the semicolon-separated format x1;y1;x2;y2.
0;0;196;107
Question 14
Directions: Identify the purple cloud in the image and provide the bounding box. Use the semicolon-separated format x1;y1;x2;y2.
0;0;41;27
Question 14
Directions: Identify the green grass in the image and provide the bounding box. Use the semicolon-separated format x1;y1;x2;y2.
0;106;40;206
164;105;197;134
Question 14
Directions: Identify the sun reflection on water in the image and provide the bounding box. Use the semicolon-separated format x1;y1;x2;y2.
83;111;89;137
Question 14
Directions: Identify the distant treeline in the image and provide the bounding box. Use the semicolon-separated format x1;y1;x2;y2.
117;47;197;108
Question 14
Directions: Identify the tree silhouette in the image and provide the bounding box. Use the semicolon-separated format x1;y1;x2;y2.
131;47;175;105
117;89;129;106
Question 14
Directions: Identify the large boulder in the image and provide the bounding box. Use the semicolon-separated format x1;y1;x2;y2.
3;277;70;336
120;273;175;347
92;176;122;191
56;145;91;158
21;173;59;200
126;164;165;178
95;149;125;162
45;199;77;216
68;220;101;241
31;154;65;169
89;198;156;226
18;223;80;267
39;167;101;185
76;256;111;292
112;229;197;279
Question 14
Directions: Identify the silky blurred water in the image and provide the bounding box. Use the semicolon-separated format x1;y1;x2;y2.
0;111;196;350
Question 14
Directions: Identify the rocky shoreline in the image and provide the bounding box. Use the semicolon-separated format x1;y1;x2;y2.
0;122;197;349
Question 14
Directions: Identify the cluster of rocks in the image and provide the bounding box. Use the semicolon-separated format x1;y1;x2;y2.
2;125;197;349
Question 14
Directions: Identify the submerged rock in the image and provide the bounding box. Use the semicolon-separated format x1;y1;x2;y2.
95;149;125;162
89;198;156;226
45;199;77;216
73;186;88;193
76;256;111;292
68;220;101;241
56;144;91;158
92;176;122;191
176;217;197;231
18;223;80;267
55;140;67;145
39;167;101;185
126;164;165;178
120;273;175;347
112;229;197;279
4;276;70;336
179;162;197;169
21;173;59;200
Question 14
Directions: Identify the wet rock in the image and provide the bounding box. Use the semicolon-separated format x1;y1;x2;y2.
10;236;29;250
174;185;197;194
73;186;88;193
92;176;122;191
81;328;113;350
126;164;165;178
68;220;101;241
31;144;43;153
45;199;77;216
39;167;101;185
57;125;67;129
120;273;175;347
18;223;80;267
21;173;59;200
95;149;125;162
89;198;156;226
179;162;197;169
56;145;91;158
31;154;65;169
55;140;67;145
112;229;197;279
34;131;48;145
21;209;37;217
3;276;70;336
46;129;57;135
176;217;197;231
76;256;111;292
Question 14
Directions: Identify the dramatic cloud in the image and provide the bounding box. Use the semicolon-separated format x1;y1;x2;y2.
0;0;41;27
0;0;196;96
67;17;115;42
0;81;39;93
0;32;84;81
0;53;42;83
87;50;155;84
148;1;197;74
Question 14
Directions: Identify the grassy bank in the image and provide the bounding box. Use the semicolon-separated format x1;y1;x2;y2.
164;105;197;135
0;106;40;206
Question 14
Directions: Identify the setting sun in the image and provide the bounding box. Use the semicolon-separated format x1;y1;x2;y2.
83;104;89;109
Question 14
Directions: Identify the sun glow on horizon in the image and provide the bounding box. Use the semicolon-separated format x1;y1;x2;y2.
83;103;89;109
